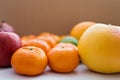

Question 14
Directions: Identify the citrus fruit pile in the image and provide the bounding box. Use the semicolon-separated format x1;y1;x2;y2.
11;32;81;76
0;21;98;76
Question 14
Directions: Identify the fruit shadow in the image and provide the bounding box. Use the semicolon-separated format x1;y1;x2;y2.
79;64;120;79
0;66;11;71
44;66;80;76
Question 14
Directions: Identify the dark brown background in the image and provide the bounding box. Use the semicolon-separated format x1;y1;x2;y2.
0;0;120;36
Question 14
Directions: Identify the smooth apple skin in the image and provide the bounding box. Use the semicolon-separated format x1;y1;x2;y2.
0;32;22;67
78;23;120;73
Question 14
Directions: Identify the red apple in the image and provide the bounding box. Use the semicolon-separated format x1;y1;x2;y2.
0;21;14;32
0;32;22;67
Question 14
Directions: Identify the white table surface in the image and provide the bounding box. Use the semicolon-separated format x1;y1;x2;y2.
0;64;120;80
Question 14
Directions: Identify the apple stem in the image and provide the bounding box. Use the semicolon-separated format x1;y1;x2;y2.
0;23;2;28
1;20;6;23
0;20;6;28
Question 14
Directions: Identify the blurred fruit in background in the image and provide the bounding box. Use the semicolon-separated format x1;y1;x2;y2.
70;21;95;40
39;32;60;43
21;35;36;46
60;36;78;46
39;32;51;36
0;21;14;32
24;39;51;55
37;36;57;48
